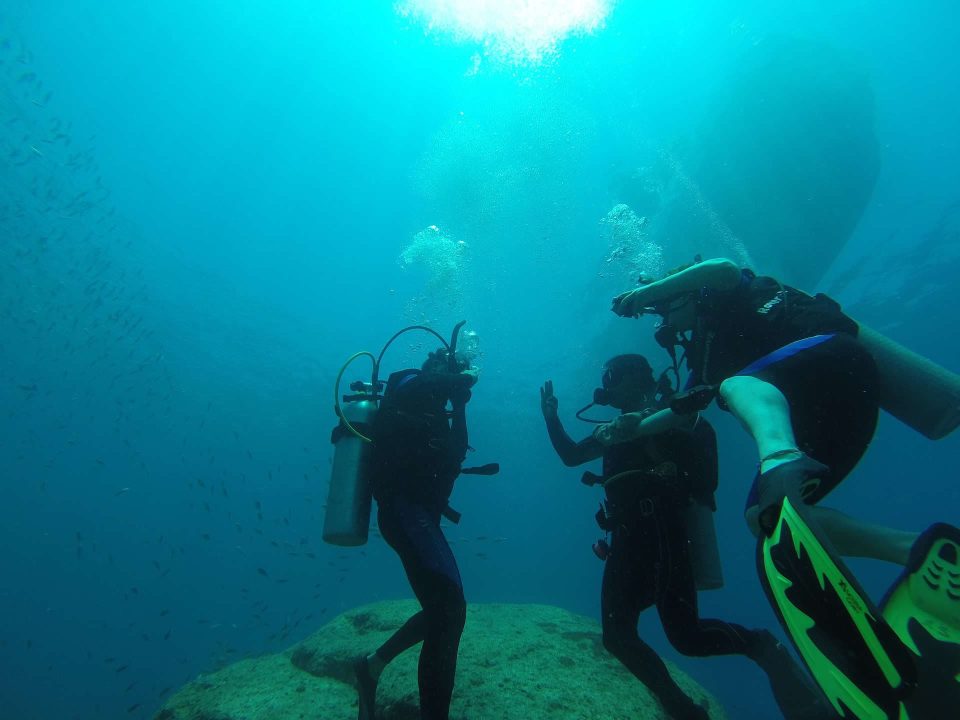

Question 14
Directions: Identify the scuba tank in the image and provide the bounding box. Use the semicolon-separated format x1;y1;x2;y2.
323;381;378;546
855;322;960;441
682;498;724;591
322;322;470;547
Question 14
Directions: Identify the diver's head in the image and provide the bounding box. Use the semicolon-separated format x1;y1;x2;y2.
594;354;657;412
422;347;470;375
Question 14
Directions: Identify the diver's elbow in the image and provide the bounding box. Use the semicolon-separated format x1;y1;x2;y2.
703;258;741;289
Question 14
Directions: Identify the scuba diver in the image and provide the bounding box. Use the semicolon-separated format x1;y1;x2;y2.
354;344;478;720
325;321;494;720
540;354;830;720
604;257;960;719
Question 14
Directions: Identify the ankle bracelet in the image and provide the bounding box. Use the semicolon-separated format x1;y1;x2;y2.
760;448;802;465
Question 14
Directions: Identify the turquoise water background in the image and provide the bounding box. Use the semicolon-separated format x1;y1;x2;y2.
2;2;958;718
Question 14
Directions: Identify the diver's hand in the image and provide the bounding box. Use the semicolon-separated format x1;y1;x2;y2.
611;287;648;318
451;368;478;407
540;380;559;420
593;413;644;445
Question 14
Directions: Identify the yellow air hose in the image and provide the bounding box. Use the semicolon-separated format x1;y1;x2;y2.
334;351;377;443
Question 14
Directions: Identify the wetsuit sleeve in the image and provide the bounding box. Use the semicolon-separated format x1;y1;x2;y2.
544;415;603;466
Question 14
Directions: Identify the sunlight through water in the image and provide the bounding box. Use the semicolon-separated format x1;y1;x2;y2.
395;0;614;64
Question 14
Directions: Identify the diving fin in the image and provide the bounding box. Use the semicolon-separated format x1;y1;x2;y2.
879;523;960;718
748;630;836;720
757;498;917;719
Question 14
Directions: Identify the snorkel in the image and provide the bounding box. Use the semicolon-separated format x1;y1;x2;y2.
448;320;466;372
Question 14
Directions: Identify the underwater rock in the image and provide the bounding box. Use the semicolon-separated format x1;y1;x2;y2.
625;36;881;288
155;600;726;720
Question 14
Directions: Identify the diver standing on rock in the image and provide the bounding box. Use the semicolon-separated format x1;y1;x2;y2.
541;355;831;720
353;343;481;720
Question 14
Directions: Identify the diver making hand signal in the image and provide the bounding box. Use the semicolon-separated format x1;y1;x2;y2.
540;356;829;720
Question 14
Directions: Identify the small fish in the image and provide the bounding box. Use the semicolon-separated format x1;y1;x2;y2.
257;567;268;577
115;664;129;673
127;703;140;713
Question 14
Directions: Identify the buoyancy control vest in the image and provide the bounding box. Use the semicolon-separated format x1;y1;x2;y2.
599;417;725;590
690;269;859;385
602;418;719;510
370;369;468;508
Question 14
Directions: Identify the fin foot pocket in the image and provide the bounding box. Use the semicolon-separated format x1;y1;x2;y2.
748;630;834;720
881;523;960;717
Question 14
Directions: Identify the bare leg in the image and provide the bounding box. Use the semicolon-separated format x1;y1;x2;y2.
723;376;918;565
746;503;916;564
809;506;917;565
719;376;800;472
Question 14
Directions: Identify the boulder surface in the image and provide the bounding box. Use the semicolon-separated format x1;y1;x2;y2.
155;600;727;720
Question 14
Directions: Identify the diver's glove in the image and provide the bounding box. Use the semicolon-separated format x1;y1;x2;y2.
450;368;479;407
669;385;717;414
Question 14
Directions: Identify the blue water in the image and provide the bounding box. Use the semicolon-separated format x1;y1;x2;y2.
1;2;958;718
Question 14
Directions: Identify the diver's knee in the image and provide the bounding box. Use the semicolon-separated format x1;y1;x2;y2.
663;625;700;657
447;595;466;634
718;375;751;404
424;585;466;634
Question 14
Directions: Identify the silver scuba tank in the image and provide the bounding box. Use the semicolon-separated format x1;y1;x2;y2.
322;383;377;546
855;323;960;440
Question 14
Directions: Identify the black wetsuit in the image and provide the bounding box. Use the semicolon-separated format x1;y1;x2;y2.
687;269;880;509
370;369;473;720
545;414;758;720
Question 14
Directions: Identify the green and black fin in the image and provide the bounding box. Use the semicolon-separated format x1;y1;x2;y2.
880;523;960;717
757;498;917;719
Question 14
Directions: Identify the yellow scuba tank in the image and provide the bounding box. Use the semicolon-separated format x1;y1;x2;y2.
323;379;378;547
855;323;960;440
